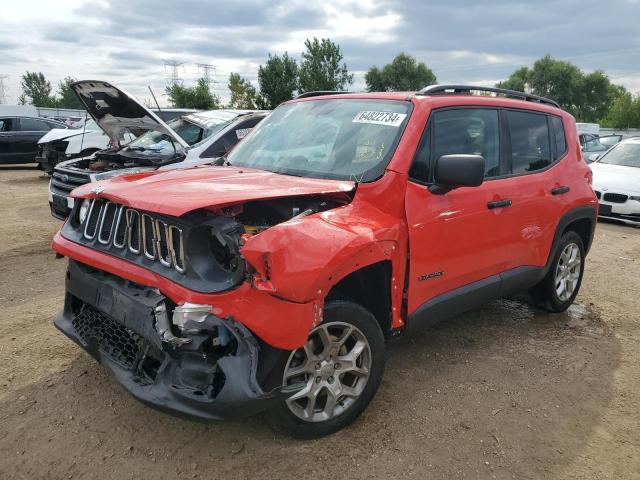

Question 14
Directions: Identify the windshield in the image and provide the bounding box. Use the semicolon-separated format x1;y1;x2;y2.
191;120;232;148
82;119;98;130
226;99;411;181
599;135;621;148
125;118;203;155
598;142;640;168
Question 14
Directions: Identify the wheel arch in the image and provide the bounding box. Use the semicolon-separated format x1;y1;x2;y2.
327;260;393;338
546;205;597;272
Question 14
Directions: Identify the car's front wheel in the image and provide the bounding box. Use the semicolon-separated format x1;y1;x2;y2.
267;300;385;438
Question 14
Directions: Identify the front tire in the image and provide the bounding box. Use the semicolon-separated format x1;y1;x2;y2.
531;231;585;312
267;300;386;438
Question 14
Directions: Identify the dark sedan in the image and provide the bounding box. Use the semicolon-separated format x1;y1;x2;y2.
0;116;69;164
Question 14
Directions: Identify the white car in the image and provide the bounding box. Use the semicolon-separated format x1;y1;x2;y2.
48;80;267;219
590;137;640;226
36;119;112;173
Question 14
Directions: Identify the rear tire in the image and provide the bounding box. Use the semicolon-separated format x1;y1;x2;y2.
266;300;385;438
530;231;585;312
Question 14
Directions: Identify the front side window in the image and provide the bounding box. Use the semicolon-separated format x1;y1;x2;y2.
226;99;411;182
410;108;500;183
506;110;552;174
0;118;14;132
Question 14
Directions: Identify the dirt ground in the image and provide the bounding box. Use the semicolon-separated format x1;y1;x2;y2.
0;165;639;480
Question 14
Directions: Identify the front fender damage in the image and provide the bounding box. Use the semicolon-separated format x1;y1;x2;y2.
240;201;406;325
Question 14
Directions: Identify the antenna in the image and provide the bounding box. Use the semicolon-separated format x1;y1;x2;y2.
148;85;162;113
0;75;9;104
197;63;216;87
162;59;184;86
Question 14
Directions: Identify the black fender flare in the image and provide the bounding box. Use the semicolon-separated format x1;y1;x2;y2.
543;205;597;276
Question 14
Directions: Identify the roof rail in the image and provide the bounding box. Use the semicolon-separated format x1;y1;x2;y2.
417;84;560;108
294;91;354;100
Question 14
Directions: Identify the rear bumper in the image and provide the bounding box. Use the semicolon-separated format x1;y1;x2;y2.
55;260;299;421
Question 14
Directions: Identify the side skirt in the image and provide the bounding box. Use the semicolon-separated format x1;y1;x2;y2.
405;266;545;335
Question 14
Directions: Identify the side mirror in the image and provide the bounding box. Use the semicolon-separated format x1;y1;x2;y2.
429;154;485;194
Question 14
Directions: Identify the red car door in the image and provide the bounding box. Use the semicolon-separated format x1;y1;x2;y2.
405;107;523;317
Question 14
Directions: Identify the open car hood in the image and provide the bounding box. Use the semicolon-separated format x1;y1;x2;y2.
71;80;189;150
70;165;355;217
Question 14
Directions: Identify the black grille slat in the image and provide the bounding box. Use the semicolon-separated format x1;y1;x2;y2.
603;192;628;203
594;191;601;199
78;199;186;274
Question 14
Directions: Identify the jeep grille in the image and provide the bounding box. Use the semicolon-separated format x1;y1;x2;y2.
80;199;186;273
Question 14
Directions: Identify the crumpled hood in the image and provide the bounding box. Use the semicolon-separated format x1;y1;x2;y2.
38;128;96;144
71;80;188;150
70;166;355;217
590;162;640;195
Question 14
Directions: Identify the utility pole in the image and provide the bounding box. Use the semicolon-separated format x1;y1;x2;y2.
197;63;216;87
0;75;9;104
162;60;184;86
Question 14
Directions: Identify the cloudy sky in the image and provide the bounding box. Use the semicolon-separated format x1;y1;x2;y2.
1;0;640;107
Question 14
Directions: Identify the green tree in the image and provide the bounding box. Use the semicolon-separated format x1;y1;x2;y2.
601;92;640;128
298;37;353;92
165;78;220;110
257;52;299;109
498;55;623;123
498;66;529;92
228;73;258;109
56;76;84;109
18;71;56;107
365;53;437;92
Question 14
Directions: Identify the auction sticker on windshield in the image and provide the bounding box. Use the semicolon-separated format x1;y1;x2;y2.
353;111;407;127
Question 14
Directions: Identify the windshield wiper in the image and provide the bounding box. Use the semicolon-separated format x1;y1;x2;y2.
211;154;232;166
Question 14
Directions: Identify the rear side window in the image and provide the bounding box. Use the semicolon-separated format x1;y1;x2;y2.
506;110;552;174
409;108;500;183
20;118;51;131
550;116;567;159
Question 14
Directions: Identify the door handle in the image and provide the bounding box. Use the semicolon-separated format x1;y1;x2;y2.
551;186;570;195
487;199;512;209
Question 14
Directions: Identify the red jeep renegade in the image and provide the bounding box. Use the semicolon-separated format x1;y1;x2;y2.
52;84;597;437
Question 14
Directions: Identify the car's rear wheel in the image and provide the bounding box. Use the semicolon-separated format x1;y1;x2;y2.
531;231;585;312
267;300;385;438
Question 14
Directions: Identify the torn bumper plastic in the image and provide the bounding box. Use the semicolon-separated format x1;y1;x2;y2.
54;260;300;420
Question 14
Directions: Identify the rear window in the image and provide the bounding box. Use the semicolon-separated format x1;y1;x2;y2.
506;110;552;174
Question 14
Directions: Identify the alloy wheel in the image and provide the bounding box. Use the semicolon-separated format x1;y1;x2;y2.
555;242;582;301
283;322;372;423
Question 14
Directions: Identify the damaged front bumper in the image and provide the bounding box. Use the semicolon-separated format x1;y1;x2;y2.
54;260;300;420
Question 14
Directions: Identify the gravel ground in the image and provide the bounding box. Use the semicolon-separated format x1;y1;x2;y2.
1;165;639;480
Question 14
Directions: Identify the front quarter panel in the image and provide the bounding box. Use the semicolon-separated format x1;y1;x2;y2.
241;201;404;304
